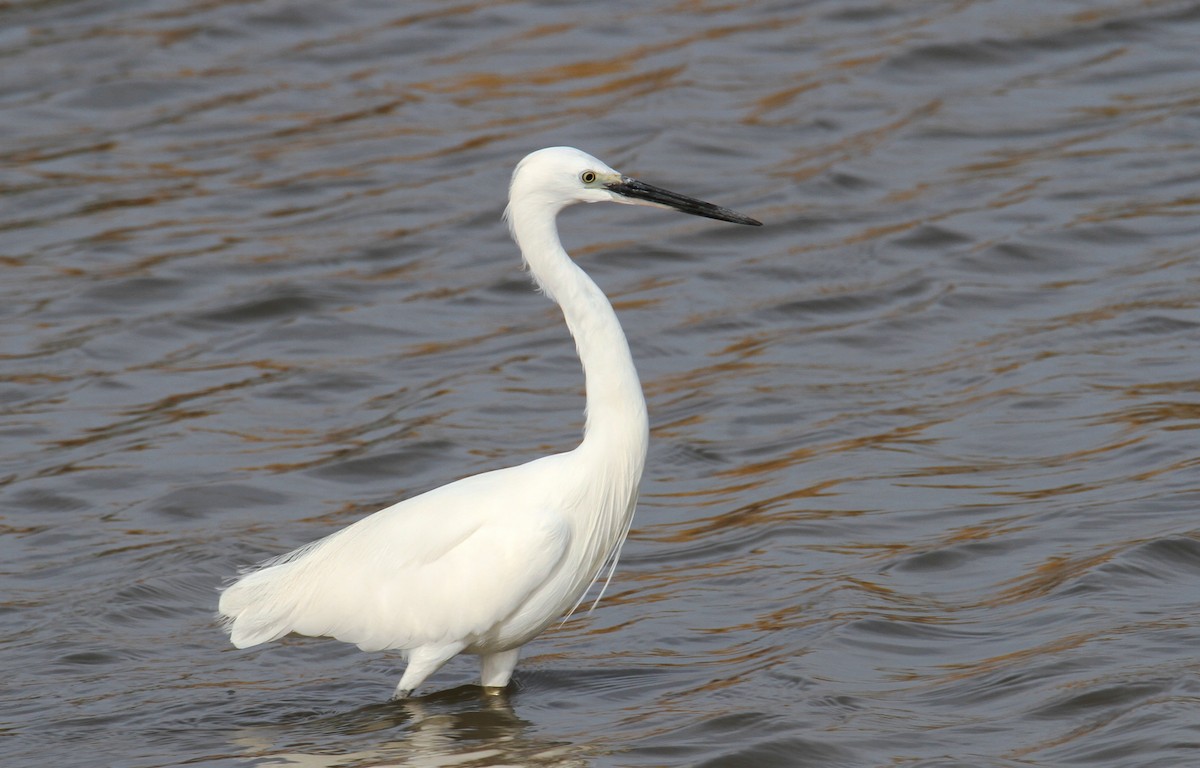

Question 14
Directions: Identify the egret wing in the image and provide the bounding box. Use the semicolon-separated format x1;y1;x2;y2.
219;465;572;652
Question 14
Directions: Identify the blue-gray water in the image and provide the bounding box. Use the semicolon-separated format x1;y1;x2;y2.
3;1;1199;766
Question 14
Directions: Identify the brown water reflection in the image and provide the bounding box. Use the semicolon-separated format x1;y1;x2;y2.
4;0;1200;767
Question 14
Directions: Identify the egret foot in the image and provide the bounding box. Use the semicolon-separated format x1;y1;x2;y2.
479;648;520;689
392;641;466;701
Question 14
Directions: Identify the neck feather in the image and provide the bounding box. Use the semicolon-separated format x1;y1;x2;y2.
505;201;649;466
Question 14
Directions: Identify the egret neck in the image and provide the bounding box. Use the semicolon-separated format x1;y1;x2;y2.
504;193;649;610
505;196;650;470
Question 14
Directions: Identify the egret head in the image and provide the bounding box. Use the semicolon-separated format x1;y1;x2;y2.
507;146;761;226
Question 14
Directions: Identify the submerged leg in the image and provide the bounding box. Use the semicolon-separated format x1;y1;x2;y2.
479;648;520;692
391;642;466;700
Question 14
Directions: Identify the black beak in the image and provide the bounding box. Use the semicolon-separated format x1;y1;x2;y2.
606;177;762;226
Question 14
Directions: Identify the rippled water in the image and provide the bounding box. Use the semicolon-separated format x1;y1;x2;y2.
4;1;1200;766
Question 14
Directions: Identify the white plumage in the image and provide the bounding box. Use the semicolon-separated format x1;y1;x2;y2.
218;147;760;699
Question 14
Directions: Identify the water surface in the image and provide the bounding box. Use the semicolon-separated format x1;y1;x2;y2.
3;1;1199;766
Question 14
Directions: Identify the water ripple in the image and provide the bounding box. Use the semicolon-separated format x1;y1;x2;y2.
3;1;1200;767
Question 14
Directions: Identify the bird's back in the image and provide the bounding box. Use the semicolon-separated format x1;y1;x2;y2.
218;456;580;653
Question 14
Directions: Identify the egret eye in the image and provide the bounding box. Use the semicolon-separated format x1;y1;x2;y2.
580;170;597;184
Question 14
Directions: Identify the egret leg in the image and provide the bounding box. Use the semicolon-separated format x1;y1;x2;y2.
391;642;466;700
479;648;520;692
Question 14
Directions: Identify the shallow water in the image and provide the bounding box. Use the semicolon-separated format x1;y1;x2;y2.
3;0;1200;766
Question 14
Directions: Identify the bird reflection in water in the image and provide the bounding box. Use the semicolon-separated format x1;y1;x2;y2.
229;686;591;767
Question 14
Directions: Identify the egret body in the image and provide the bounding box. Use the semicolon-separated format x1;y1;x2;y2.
218;147;760;699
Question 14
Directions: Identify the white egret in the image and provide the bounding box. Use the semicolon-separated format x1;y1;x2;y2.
218;147;761;699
